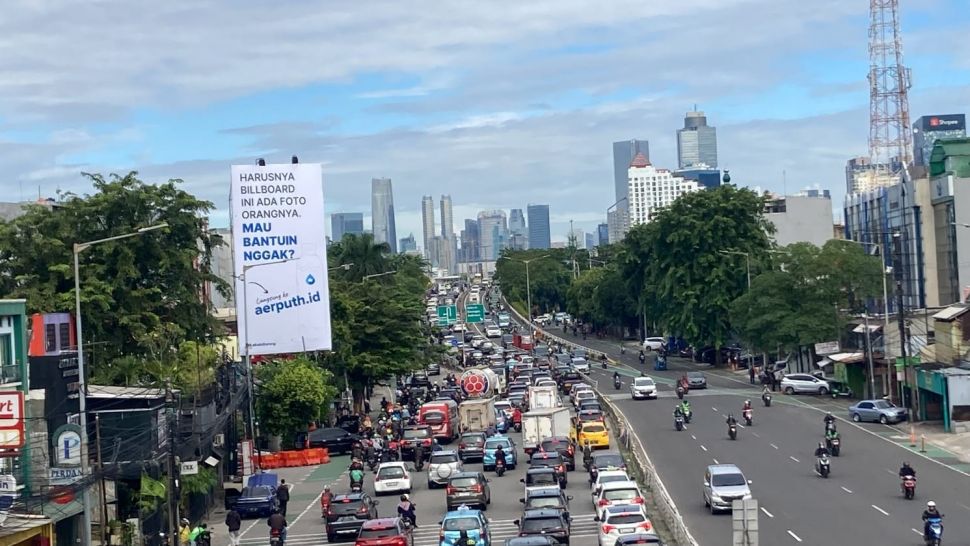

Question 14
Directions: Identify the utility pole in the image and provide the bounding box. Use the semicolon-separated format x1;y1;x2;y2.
166;385;179;546
892;233;913;415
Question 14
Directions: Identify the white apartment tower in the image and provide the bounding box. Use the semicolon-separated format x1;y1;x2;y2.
627;152;699;225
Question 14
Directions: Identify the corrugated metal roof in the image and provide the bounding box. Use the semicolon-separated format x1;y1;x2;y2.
932;304;970;321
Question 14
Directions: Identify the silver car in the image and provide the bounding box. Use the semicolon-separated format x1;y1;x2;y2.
702;464;752;514
780;373;831;395
849;399;908;424
427;450;463;488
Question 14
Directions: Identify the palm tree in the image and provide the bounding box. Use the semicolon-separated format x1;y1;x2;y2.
329;233;390;281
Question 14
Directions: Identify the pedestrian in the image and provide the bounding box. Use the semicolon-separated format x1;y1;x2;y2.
178;518;191;546
364;398;371;414
225;507;242;546
277;479;290;517
749;365;755;385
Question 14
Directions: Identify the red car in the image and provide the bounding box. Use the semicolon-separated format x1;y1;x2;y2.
354;517;413;546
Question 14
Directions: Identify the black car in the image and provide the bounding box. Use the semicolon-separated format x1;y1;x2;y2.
558;372;582;394
588;451;627;480
614;533;665;545
521;467;561;489
519;488;572;519
335;415;362;434
427;362;441;376
438;388;462;403
528;452;567;486
458;432;487;462
505;537;559;546
324;492;378;542
400;425;434;459
301;427;358;455
539;436;576;471
577;399;602;413
514;508;571;545
410;373;432;388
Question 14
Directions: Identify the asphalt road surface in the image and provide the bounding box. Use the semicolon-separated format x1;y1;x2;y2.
556;332;970;546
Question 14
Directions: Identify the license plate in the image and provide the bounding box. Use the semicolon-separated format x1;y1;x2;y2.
338;516;359;523
384;481;398;487
620;527;635;534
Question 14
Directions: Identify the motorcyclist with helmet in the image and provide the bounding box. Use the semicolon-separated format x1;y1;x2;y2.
922;501;943;540
814;442;830;458
899;461;916;479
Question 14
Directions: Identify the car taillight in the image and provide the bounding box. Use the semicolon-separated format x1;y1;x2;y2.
632;496;645;504
598;499;609;506
446;486;456;494
423;439;432;446
358;506;369;513
472;484;483;493
638;522;653;531
602;524;616;533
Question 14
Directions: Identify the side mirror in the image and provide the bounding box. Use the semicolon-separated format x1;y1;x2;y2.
703;481;710;487
372;500;380;506
519;478;525;483
593;515;600;522
519;498;525;503
566;495;573;501
748;480;753;484
513;519;520;526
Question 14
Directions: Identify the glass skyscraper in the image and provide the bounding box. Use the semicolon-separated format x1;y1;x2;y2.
677;110;718;169
371;177;397;253
612;140;649;205
331;212;364;242
913;114;966;168
527;204;551;249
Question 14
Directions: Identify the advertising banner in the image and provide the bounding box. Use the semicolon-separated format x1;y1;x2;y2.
922;114;966;132
230;163;333;355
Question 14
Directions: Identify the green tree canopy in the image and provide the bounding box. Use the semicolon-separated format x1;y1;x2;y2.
256;356;337;439
0;172;226;367
493;249;573;316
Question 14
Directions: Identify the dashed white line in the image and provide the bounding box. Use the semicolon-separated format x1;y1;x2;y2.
691;434;697;440
751;431;760;438
787;530;803;542
761;507;774;518
737;423;745;429
789;456;800;463
841;486;853;494
912;528;923;536
871;505;889;516
712;458;719;464
712;406;718;412
770;443;779;450
700;445;708;452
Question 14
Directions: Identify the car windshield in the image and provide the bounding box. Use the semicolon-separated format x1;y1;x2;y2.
241;486;272;498
712;473;746;487
583;424;606;433
450;477;480;487
461;435;484;445
431;453;459;464
603;489;639;501
873;400;896;409
598;475;628;486
576;391;594;398
358;527;400;539
485;439;510;450
541;439;569;450
521;517;564;532
688;372;704;379
528;472;557;485
442;517;481;531
594;454;624;467
422;411;445;424
527;497;563;509
403;428;430;439
607;514;646;525
377;466;405;479
634;378;654;386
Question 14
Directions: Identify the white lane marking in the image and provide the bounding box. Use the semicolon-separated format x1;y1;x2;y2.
751;431;760;438
885;469;895;475
760;507;774;518
871;504;889;516
770;443;779;450
789;456;800;463
841;486;853;493
712;458;719;464
712;406;718;412
787;530;803;542
700;445;708;452
960;503;970;512
912;528;923;536
691;434;697;440
737;423;745;429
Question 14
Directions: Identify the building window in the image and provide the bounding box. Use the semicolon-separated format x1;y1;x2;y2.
0;334;10;368
45;324;56;353
59;322;70;350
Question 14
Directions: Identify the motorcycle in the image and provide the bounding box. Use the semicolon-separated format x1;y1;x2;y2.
195;530;212;546
827;436;841;457
742;409;753;427
901;475;916;500
495;459;506;477
762;393;772;407
674;414;685;431
676;386;685;400
824;421;837;436
728;423;737;440
816;455;831;478
681;408;692;424
350;476;364;493
601;360;608;369
925;516;943;545
269;528;283;546
613;377;621;390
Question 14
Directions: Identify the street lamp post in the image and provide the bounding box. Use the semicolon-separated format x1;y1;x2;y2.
719;250;751;289
498;255;549;323
73;223;167;545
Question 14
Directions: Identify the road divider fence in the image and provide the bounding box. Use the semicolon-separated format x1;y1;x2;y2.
258;447;331;469
503;299;698;546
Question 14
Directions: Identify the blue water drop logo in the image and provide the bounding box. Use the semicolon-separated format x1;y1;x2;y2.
305;274;316;285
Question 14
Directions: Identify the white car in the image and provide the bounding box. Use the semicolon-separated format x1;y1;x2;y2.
597;504;655;546
594;480;645;518
452;323;467;333
630;377;657;400
780;373;831;395
590;470;631;499
572;389;596;408
642;337;666;351
571;358;590;374
373;462;412;495
485;326;502;338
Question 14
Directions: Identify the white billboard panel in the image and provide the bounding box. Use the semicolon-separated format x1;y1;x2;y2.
230;163;332;355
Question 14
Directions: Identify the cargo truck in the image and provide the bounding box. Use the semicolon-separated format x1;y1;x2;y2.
521;407;572;455
458;397;497;433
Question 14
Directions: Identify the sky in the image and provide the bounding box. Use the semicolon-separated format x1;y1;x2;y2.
2;0;969;245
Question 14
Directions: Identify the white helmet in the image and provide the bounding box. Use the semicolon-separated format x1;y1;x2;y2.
927;501;936;508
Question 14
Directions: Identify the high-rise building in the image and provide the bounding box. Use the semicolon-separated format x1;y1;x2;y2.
440;195;454;239
628;153;699;225
677;110;718;169
371;177;397;253
913;114;967;168
460;219;480;262
509;208;528;250
613;140;649;206
421;195;435;260
597;223;609;247
477;210;508;260
399;233;417;253
526;204;551;249
584;233;595;250
331;212;364;242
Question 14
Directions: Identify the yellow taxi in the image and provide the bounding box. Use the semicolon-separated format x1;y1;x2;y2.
577;421;610;449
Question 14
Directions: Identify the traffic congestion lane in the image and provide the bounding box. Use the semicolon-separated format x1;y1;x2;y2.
612;391;970;545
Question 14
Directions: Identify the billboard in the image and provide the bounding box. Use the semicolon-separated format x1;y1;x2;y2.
230;163;332;356
920;114;965;132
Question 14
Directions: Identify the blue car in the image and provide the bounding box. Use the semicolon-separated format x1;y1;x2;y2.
496;411;510;434
234;472;279;518
482;435;517;471
439;505;491;546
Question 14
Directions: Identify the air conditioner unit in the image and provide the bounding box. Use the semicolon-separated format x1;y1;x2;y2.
213;434;225;447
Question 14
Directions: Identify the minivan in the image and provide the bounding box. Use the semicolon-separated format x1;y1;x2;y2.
702;464;752;514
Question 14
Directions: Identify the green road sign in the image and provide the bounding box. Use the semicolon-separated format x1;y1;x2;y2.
437;305;458;326
465;303;486;323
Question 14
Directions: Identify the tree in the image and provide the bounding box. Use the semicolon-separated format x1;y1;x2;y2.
493;249;572;315
256;357;337;439
0;172;227;367
628;186;774;362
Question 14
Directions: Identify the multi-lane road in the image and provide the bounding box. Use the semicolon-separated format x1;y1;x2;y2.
562;333;970;545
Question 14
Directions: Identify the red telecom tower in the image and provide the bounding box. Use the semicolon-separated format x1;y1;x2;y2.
868;0;913;171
